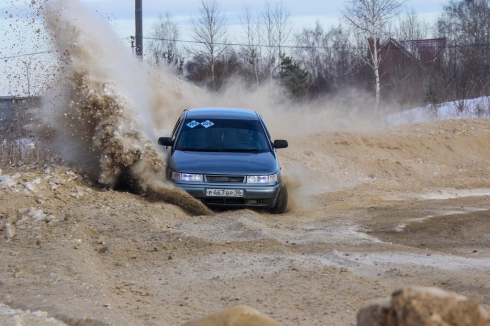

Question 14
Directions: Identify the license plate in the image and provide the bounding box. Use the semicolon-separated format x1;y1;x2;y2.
206;189;243;197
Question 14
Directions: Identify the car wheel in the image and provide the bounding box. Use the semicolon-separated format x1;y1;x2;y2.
270;185;288;214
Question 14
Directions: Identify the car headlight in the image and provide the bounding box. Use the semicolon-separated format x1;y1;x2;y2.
172;172;203;182
247;174;278;184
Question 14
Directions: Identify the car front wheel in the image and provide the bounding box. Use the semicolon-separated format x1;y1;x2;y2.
270;186;288;214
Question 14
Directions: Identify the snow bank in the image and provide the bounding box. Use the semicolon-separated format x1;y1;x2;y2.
383;96;490;126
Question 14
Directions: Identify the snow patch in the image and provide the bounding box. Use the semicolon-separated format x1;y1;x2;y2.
383;96;490;126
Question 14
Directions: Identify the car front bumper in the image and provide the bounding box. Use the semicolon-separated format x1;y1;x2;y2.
173;181;281;208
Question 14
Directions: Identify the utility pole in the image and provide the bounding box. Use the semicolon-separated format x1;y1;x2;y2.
23;57;31;97
135;0;143;58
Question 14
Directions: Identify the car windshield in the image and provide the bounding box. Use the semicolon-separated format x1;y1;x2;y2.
175;118;271;152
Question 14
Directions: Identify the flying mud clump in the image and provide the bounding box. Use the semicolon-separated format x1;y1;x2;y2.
36;0;211;216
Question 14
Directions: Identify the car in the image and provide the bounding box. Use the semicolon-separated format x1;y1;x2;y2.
158;107;288;213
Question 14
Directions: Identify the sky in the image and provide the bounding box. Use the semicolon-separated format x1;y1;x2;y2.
79;0;447;42
0;0;447;96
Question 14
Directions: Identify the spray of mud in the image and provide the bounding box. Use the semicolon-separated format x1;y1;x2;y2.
36;0;211;215
34;0;376;215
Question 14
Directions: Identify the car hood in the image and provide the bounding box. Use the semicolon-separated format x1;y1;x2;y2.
168;150;279;175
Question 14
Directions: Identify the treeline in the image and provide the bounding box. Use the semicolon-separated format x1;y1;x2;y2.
146;0;490;112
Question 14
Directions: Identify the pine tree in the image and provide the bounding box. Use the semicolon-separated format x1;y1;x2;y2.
279;54;309;98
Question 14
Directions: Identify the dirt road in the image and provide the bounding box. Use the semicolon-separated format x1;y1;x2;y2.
1;118;489;325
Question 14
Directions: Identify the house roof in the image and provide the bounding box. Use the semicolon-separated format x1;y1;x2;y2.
398;38;446;62
380;37;446;63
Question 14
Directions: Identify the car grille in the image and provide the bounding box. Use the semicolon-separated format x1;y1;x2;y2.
205;175;245;183
204;198;246;205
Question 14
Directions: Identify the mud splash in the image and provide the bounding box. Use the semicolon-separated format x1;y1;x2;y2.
36;0;211;215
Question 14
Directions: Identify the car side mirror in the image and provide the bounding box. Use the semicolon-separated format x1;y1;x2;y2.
158;137;173;147
273;140;288;149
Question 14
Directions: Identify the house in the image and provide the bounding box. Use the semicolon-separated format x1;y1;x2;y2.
364;37;446;106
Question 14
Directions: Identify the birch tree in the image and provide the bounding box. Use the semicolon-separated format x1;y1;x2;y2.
342;0;405;114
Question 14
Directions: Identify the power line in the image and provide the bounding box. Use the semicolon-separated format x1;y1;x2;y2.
143;36;325;50
0;50;54;60
3;38;490;63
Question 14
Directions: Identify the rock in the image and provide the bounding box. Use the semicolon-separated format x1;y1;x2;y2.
357;286;490;326
24;178;41;192
181;305;284;326
0;303;68;325
28;207;47;221
5;223;15;240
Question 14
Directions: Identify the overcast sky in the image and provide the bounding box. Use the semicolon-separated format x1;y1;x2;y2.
1;0;447;50
81;0;447;40
0;0;447;95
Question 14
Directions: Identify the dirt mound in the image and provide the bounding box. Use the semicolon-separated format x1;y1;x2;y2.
182;305;284;326
281;119;490;202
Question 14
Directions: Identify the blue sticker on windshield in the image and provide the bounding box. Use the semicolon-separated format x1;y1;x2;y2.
201;120;214;128
186;120;200;128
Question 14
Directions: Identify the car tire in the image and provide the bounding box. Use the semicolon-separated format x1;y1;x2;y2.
270;185;288;214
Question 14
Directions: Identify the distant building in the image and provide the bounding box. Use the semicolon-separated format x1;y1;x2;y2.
363;37;446;107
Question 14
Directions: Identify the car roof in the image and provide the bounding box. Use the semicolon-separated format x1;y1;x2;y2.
184;107;260;120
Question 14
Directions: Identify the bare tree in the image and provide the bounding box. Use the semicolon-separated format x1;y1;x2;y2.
187;0;228;90
395;7;430;41
272;1;292;58
342;0;405;114
147;13;182;69
236;1;292;84
259;1;292;79
240;5;260;86
436;0;490;102
294;23;359;98
261;1;276;79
